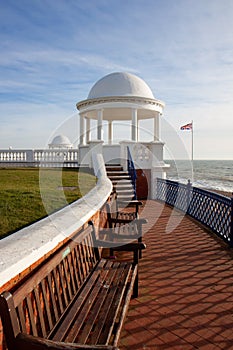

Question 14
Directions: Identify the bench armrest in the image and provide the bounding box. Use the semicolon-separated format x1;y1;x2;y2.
112;242;146;252
134;218;148;225
100;230;140;240
95;239;146;249
96;239;146;264
16;333;119;350
99;218;147;240
117;200;143;214
112;242;146;265
109;218;148;225
117;200;143;207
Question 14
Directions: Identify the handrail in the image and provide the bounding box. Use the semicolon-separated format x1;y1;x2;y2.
127;146;137;199
156;178;233;247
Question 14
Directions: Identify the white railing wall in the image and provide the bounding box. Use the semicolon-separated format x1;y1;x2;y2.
0;149;79;167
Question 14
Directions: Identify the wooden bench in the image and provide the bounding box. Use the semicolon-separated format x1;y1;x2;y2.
104;192;147;258
106;191;143;227
0;221;146;350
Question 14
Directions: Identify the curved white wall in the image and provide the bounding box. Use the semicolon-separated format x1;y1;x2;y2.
0;154;112;289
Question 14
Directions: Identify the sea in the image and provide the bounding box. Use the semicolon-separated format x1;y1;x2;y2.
165;160;233;194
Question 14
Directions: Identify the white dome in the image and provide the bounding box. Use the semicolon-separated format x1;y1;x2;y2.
49;135;72;148
87;72;155;99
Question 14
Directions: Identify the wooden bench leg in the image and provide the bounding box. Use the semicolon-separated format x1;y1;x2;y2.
133;273;138;298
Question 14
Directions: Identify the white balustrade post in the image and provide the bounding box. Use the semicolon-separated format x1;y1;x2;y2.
79;114;85;145
154;112;160;141
86;117;91;143
131;108;138;142
108;121;113;144
97;109;103;141
26;150;34;164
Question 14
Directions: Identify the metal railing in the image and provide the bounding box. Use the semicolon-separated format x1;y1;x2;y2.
156;178;233;246
127;146;137;199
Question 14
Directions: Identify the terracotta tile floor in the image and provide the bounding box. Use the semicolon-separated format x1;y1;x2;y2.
118;200;233;350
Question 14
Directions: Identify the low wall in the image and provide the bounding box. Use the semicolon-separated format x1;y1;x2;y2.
0;149;79;168
0;154;112;350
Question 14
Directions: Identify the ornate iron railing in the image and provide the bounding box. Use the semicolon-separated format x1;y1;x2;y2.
127;146;137;199
156;178;233;246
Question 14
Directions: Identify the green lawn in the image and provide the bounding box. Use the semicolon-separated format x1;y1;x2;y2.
0;168;96;238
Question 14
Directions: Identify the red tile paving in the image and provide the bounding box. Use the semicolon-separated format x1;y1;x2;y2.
118;200;233;350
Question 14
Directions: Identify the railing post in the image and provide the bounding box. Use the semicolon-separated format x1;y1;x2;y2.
230;193;233;246
186;179;192;214
127;146;137;199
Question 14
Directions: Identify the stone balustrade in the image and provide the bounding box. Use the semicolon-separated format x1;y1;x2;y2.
0;149;79;167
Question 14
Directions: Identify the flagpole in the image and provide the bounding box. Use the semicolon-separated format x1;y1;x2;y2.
191;120;194;182
191;120;193;163
180;121;194;182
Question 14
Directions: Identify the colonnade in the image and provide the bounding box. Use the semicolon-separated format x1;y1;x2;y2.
79;108;161;145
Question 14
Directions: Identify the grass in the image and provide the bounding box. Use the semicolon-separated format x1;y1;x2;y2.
0;167;96;239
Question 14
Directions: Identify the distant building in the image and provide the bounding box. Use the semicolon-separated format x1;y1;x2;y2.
48;134;73;149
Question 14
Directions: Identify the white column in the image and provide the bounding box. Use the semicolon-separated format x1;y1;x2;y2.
85;117;91;143
79;114;85;145
108;121;113;144
97;109;103;141
131;108;138;142
154;112;160;141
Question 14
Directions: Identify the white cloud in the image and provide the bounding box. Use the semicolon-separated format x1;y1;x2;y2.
0;0;233;158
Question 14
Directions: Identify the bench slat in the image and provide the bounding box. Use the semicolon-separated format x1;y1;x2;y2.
34;285;47;337
47;272;60;323
51;259;133;345
26;294;38;336
87;262;132;345
75;245;86;286
68;260;123;344
51;259;107;341
41;279;54;331
62;259;73;301
76;261;122;344
78;244;88;282
58;264;69;307
96;263;133;345
52;268;65;315
113;264;138;347
70;250;80;291
16;302;27;333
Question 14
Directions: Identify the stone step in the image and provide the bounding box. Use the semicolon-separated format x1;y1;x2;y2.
117;194;135;201
106;164;136;199
113;182;134;188
105;165;123;171
109;175;131;179
113;184;134;190
107;171;129;176
116;188;135;195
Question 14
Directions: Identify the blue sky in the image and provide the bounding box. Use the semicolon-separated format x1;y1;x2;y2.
0;0;232;159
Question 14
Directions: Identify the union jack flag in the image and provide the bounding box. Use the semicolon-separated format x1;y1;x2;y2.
180;122;192;130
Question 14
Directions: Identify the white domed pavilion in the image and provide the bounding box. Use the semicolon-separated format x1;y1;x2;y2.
76;72;168;198
77;72;164;144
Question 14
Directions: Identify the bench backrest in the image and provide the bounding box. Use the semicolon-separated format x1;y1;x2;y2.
106;192;118;225
0;224;100;347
